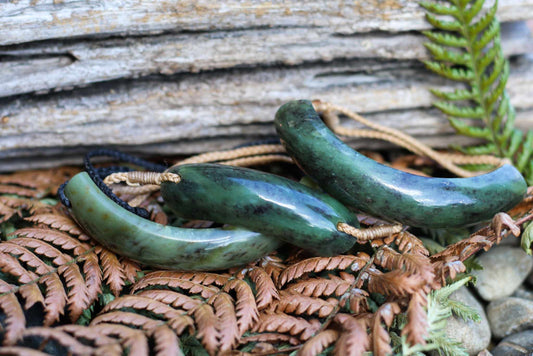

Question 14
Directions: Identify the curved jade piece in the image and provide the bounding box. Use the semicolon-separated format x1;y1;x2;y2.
161;164;359;256
65;172;281;270
274;100;527;228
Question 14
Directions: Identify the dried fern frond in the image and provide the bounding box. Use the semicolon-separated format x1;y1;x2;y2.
223;278;259;336
150;324;185;356
334;314;371;356
278;253;370;287
95;246;127;297
372;302;402;356
252;312;321;341
131;275;220;299
208;292;239;351
272;291;336;318
246;266;279;310
401;289;429;346
285;274;353;298
0;280;26;346
299;329;339;356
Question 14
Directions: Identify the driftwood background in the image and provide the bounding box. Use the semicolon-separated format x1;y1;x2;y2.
1;0;533;171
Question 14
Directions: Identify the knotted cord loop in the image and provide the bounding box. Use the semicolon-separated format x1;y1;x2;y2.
337;222;404;243
104;171;181;186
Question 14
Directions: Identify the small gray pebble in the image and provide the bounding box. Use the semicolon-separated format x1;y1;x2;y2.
472;247;533;301
491;329;533;356
486;297;533;338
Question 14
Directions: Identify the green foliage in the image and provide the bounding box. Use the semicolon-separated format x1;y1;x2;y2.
521;221;533;255
421;0;533;184
401;277;476;356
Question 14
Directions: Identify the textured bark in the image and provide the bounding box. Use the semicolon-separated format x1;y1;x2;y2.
0;1;532;170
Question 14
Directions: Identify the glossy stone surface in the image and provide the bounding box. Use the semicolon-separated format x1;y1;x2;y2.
274;100;527;228
65;172;281;270
161;164;359;256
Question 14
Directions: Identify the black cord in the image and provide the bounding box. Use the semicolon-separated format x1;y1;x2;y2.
81;149;167;219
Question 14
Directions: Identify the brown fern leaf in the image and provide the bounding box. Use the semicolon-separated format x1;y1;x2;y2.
431;256;466;287
131;276;219;299
285;274;352;298
150;324;185;356
240;332;301;346
0;201;18;223
431;234;492;263
299;329;339;356
91;310;162;330
366;268;425;297
339;288;370;315
0;252;44;310
101;295;189;321
100;295;195;336
90;322;149;356
372;303;401;356
0;167;77;193
0;346;52;355
19;327;95;355
120;257;141;284
209;292;239;352
25;214;84;236
39;274;68;326
0;184;39;198
12;228;91;255
0;242;52;275
257;254;287;284
144;270;230;286
8;237;90;322
190;303;219;356
391;231;429;256
0;280;25;346
224;278;259;336
0;242;67;325
334;314;370;356
57;264;91;322
252;312;321;341
247;266;279;310
79;250;103;304
0;196;55;216
278;253;371;287
273;291;336;318
134;290;202;311
96;246;126;296
56;324;121;348
375;246;435;283
401;289;428;346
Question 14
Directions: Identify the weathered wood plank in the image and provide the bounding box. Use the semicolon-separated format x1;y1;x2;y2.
1;22;530;98
1;55;532;171
1;0;532;46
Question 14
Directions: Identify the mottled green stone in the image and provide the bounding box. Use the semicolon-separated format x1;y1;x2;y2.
65;172;281;270
274;100;527;228
161;164;359;256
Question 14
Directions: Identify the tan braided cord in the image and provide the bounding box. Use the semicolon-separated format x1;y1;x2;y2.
337;222;404;243
313;100;506;177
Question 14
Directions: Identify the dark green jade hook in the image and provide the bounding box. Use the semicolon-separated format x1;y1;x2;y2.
274;100;527;228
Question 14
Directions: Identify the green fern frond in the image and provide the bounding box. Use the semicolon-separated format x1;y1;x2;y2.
422;0;533;186
454;142;496;155
434;102;484;119
402;277;474;356
422;31;467;48
448;118;491;139
430;88;476;101
423;61;474;81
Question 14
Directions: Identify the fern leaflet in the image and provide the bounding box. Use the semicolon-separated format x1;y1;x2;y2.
421;0;533;184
